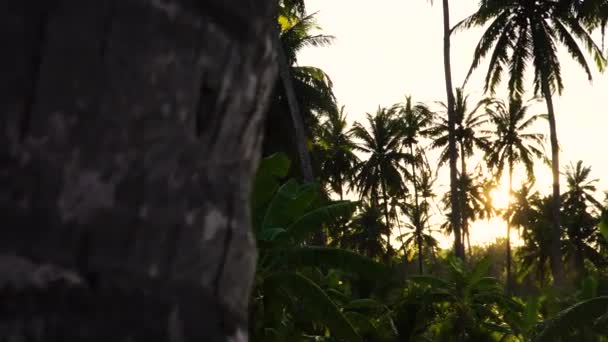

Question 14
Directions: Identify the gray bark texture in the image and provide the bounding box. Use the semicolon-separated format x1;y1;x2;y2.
0;0;277;341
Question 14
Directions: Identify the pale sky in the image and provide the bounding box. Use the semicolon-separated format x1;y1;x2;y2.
298;0;608;247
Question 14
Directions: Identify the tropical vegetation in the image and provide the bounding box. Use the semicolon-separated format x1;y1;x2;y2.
250;0;608;340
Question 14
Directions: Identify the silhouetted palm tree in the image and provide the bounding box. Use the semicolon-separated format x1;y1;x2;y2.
429;88;490;250
343;203;389;260
562;161;604;279
456;0;606;285
484;96;545;290
515;192;554;288
352;107;411;256
570;0;608;47
314;106;360;200
399;197;439;274
269;4;337;181
441;169;495;255
396;96;434;273
426;0;464;259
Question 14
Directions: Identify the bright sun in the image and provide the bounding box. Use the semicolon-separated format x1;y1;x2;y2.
490;187;511;211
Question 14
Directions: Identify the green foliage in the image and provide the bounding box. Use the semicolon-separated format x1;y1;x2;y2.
252;153;388;341
253;3;608;340
532;296;608;341
264;272;360;341
286;247;387;280
252;153;291;211
600;216;608;242
406;256;523;341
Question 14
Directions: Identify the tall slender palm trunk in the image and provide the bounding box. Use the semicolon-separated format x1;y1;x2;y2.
277;37;327;246
381;178;393;261
441;0;464;259
506;163;514;293
410;144;424;274
459;142;471;257
541;78;564;287
276;35;314;183
338;173;344;200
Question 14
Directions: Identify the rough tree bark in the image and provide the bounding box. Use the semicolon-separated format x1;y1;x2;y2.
0;1;276;341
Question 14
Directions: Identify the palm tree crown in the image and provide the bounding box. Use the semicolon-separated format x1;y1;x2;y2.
484;96;545;181
457;0;606;97
314;106;360;199
564;160;603;211
457;0;606;286
352;107;412;256
429;88;490;169
484;96;545;290
351;107;410;203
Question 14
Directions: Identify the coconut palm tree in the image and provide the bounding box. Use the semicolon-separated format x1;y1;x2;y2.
399;197;439;274
484;96;545;290
431;88;491;173
314;106;360;200
562;161;604;280
429;88;491;250
396;96;434;272
418;153;440;261
351;107;411;257
456;0;606;285
338;203;389;260
426;0;464;259
440;168;495;257
269;3;337;181
569;0;608;47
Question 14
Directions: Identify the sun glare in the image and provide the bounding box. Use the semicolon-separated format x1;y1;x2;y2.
490;187;511;211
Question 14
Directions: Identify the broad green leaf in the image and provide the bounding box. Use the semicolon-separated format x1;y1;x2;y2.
470;277;501;292
446;254;467;282
599;216;608;242
594;313;608;333
286;201;356;244
481;322;512;334
326;288;350;304
251;153;291;210
522;297;540;332
257;227;288;242
580;274;599;300
469;256;492;285
262;179;318;230
344;298;384;311
287;246;387;280
344;311;376;335
409;275;450;290
265;272;361;341
475;293;524;314
533;296;608;342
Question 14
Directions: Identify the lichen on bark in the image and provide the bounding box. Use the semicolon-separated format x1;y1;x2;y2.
0;0;277;340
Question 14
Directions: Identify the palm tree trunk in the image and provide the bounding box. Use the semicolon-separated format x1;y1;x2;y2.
574;239;586;283
466;230;472;258
541;77;564;287
394;212;409;258
277;38;326;246
0;1;277;339
506;163;514;293
276;34;314;183
459;142;470;257
441;0;464;259
338;173;344;201
410;144;424;274
381;178;393;260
